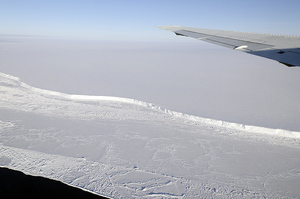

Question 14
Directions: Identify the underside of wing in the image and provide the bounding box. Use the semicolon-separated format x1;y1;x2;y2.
158;25;300;67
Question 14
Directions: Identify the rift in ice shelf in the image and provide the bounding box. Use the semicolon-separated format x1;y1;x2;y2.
158;25;300;67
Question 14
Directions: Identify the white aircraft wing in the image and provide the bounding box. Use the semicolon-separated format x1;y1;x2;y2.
158;25;300;67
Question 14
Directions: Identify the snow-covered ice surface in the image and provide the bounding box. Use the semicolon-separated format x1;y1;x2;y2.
0;72;300;198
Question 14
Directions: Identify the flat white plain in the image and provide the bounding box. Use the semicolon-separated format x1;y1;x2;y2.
1;39;300;131
0;72;299;198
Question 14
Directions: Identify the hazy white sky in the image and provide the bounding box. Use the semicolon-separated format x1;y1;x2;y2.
1;0;300;40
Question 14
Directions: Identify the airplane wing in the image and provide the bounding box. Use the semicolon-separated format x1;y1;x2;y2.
157;25;300;67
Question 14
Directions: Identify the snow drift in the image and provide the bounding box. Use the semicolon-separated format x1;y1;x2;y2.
1;72;299;139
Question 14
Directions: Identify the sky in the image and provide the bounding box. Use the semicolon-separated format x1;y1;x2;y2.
1;0;300;40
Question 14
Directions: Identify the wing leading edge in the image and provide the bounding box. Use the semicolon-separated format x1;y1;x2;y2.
158;25;300;67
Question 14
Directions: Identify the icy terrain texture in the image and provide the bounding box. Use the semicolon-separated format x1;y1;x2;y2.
0;72;299;198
